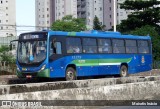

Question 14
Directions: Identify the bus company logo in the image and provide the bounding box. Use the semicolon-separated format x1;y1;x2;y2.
141;56;145;63
1;101;12;107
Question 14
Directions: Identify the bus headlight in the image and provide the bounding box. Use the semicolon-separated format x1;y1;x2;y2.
16;65;20;72
39;65;46;72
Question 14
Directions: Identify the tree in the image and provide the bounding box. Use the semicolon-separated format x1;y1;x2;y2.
0;45;15;63
51;15;86;32
117;0;160;32
129;25;160;61
93;16;105;30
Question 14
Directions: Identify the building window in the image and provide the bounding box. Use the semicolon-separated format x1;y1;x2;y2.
47;8;49;11
6;7;8;10
6;20;8;22
6;14;8;16
47;14;49;17
1;1;2;4
0;20;1;23
120;12;123;16
100;7;102;11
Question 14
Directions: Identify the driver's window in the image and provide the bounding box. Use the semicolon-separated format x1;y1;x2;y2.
50;39;62;56
55;42;62;54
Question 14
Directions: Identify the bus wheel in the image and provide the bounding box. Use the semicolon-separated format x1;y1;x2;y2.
66;67;76;81
120;65;128;77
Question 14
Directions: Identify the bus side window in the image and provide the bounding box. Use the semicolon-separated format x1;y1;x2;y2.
51;41;62;55
55;42;62;54
51;39;57;54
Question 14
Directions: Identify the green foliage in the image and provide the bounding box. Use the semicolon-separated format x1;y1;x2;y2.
129;25;160;61
117;0;160;61
120;0;160;10
51;15;87;32
0;45;16;63
93;16;105;30
118;0;160;33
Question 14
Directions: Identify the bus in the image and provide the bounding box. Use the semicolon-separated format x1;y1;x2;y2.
10;30;152;80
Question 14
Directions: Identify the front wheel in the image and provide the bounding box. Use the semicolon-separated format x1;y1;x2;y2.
65;67;76;81
120;65;128;77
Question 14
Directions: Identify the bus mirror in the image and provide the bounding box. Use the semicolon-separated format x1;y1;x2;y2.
10;44;13;50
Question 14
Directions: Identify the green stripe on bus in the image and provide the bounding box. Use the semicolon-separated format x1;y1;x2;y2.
68;32;76;36
72;58;132;66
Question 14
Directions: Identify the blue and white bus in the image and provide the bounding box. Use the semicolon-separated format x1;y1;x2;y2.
11;30;152;80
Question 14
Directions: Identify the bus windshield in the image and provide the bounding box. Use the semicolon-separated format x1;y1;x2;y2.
18;40;47;64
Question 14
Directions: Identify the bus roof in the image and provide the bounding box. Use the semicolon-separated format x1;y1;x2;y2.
22;30;151;40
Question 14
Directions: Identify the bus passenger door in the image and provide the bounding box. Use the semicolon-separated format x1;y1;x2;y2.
49;37;65;78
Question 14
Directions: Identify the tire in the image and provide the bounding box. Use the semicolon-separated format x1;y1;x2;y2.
65;67;76;81
120;65;128;77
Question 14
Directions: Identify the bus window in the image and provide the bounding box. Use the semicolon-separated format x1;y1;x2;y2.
112;39;125;53
50;39;62;55
138;40;149;54
126;40;137;54
82;38;97;53
98;39;112;53
66;38;82;53
55;42;62;54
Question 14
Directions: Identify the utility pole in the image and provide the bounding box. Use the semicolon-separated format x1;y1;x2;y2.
113;0;116;32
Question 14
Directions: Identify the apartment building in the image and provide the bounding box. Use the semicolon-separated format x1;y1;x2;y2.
0;0;16;37
35;0;51;30
85;0;104;29
36;0;136;31
103;0;134;30
35;0;77;31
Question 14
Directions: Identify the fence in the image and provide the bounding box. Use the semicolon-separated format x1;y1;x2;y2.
0;61;16;75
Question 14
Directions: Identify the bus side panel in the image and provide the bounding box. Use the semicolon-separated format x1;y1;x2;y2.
67;55;99;77
98;54;135;75
135;54;152;73
49;58;66;78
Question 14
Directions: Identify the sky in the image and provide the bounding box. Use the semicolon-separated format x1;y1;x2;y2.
16;0;35;35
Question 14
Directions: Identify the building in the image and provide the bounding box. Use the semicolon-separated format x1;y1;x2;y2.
0;0;16;37
36;0;136;31
103;0;135;30
35;0;51;30
85;0;104;29
35;0;77;31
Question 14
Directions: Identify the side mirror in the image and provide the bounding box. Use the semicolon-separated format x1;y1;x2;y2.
10;44;13;50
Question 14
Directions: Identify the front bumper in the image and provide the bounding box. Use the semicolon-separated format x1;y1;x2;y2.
16;69;50;78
